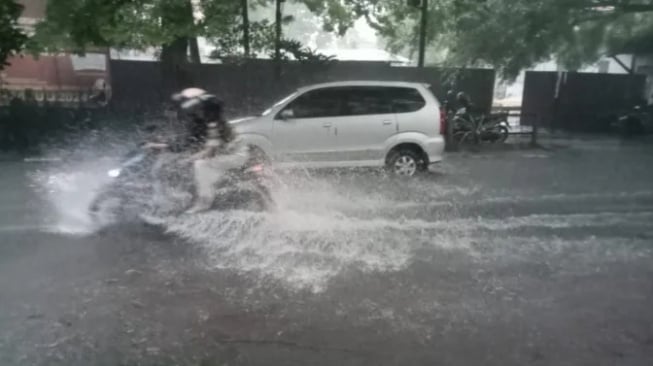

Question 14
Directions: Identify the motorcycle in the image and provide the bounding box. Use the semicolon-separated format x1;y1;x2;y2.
480;113;510;143
613;104;652;137
444;89;509;146
451;108;510;145
89;147;274;222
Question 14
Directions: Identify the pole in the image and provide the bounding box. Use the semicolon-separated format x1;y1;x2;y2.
241;0;250;58
417;0;428;68
274;0;283;78
531;115;539;147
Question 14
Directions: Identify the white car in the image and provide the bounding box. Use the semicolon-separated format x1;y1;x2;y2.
232;81;445;176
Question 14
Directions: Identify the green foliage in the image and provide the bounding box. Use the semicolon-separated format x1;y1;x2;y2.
32;0;215;53
30;0;346;61
0;0;28;69
276;38;336;63
208;21;335;64
25;0;653;78
301;0;361;35
208;19;276;60
208;1;338;62
356;0;653;79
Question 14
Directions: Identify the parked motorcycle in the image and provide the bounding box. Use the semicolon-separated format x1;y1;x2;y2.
480;113;511;143
451;108;510;145
89;147;274;222
613;104;652;137
443;89;509;146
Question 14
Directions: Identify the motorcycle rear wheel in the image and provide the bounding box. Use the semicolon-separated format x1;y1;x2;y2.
495;125;509;143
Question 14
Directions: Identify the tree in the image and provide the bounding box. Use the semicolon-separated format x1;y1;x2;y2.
30;0;354;85
207;1;343;62
0;0;27;69
250;1;373;50
241;0;251;57
359;0;653;79
32;0;241;90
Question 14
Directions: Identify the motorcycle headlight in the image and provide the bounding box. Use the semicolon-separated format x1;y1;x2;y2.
107;168;121;178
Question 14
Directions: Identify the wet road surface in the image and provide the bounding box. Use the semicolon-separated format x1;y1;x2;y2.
1;137;653;365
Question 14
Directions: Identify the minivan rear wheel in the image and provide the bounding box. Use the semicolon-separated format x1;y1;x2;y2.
386;149;427;177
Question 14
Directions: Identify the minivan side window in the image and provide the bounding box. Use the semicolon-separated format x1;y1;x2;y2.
341;87;393;116
280;88;343;119
390;87;426;113
277;86;427;119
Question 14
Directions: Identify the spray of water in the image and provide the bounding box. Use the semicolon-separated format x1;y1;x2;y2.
30;159;118;234
158;176;653;292
30;134;653;293
28;127;148;234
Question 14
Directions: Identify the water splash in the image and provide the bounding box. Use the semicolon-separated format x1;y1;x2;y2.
30;146;653;293
30;160;117;234
155;169;653;292
154;171;481;292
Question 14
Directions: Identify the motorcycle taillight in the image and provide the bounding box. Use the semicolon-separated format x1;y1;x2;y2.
248;164;265;173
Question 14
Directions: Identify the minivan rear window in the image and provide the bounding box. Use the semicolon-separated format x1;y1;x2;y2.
339;86;426;116
390;87;426;113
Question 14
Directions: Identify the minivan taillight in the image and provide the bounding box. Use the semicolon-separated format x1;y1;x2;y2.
439;108;446;135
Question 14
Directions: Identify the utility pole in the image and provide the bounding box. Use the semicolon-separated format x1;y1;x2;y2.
417;0;428;68
241;0;250;58
274;0;284;78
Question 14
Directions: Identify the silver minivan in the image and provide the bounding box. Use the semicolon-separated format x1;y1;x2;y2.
232;81;445;176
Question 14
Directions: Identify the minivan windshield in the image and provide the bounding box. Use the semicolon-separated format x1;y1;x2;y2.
261;92;298;116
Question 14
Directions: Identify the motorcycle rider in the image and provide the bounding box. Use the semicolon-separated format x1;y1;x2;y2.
143;88;213;152
172;88;250;213
456;91;473;111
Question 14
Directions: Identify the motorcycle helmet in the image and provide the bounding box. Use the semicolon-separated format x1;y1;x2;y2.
456;91;471;109
172;88;224;122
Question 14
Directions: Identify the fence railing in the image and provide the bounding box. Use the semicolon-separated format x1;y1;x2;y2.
445;107;541;151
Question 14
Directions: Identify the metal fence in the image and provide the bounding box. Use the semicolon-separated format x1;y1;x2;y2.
521;71;646;133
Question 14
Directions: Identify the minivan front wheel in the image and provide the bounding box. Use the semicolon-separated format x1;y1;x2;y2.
386;149;427;177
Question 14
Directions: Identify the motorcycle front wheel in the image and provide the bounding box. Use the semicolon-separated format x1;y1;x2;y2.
89;189;149;224
89;191;124;224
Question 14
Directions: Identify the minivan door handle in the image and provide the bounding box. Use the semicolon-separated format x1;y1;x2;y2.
382;120;393;125
323;122;332;128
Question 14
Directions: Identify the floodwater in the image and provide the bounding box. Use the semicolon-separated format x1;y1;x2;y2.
2;136;653;365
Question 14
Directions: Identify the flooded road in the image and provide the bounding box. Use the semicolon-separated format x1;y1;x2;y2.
1;138;653;365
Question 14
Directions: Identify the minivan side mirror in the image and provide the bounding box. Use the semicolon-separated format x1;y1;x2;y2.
279;109;295;120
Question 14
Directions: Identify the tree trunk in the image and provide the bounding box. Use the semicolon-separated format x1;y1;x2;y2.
274;0;283;78
189;37;201;64
187;0;201;64
161;37;190;94
417;0;428;68
159;0;196;94
241;0;250;58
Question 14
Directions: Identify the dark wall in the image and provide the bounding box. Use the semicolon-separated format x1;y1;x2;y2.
522;71;646;132
0;101;124;153
1;60;494;152
109;60;496;118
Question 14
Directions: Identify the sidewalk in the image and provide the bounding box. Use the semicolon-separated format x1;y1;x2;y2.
449;130;653;154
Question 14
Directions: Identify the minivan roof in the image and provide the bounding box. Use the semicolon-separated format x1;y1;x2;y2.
297;80;430;92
